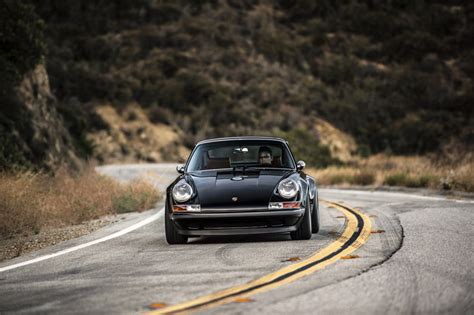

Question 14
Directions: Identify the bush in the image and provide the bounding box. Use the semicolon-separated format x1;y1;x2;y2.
148;106;174;125
0;167;160;237
384;31;441;62
147;3;182;25
383;173;408;186
0;1;46;93
276;128;340;168
384;172;433;188
26;0;473;165
404;175;432;188
350;171;375;185
307;167;375;186
308;154;473;192
319;56;357;86
341;5;404;41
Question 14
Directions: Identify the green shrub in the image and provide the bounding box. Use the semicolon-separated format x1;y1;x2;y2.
276;128;340;168
350;171;375;186
404;175;432;188
148;3;182;25
384;173;432;188
384;31;441;61
0;1;46;92
341;6;405;42
113;186;155;214
113;192;139;214
326;174;347;185
23;0;473;168
319;56;357;86
148;106;174;125
384;173;408;186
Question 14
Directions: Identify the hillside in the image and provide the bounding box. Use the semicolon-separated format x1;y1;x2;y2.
2;0;473;169
0;2;82;170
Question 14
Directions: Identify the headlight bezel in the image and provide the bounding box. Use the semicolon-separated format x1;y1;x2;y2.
172;181;194;203
277;178;299;199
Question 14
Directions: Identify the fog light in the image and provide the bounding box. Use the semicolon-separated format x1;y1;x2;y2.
268;202;301;209
173;204;201;212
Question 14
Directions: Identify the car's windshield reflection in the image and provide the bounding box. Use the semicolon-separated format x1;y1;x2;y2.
186;140;296;172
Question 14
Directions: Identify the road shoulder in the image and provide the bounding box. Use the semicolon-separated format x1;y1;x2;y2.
0;203;163;267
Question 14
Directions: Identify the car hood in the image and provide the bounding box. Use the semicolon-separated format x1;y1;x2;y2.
189;170;292;208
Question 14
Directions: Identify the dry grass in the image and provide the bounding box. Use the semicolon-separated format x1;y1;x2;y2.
307;154;474;193
0;167;160;238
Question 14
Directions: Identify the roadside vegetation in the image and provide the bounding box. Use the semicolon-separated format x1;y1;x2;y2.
2;1;472;170
0;167;160;238
0;1;472;209
308;154;474;193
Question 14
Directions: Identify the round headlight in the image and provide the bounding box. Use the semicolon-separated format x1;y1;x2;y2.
278;179;299;199
172;182;193;202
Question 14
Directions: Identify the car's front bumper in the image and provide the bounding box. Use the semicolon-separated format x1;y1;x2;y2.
170;208;305;236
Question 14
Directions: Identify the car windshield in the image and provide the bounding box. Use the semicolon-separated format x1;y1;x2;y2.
186;140;295;171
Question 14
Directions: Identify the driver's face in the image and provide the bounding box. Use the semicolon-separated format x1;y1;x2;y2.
259;152;272;165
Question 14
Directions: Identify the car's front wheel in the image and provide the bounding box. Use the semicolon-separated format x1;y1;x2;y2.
290;196;312;240
165;201;188;245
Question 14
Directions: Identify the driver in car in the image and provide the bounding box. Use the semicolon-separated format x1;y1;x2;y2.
258;147;273;166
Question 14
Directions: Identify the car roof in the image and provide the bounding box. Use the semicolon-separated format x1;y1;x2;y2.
196;136;287;145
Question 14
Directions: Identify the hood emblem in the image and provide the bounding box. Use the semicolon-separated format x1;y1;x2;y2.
232;197;238;202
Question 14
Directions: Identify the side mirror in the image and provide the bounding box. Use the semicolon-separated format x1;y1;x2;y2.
296;160;306;171
176;164;185;174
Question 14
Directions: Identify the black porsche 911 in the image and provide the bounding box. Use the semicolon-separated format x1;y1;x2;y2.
165;136;319;244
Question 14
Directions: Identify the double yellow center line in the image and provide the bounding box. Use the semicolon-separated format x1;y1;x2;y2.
147;200;372;314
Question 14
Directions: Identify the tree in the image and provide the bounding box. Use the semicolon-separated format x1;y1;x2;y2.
0;0;46;95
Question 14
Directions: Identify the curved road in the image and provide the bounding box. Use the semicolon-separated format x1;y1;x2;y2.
0;164;472;314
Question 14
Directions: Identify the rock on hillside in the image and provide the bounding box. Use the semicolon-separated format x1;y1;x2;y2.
314;118;357;162
86;104;190;164
0;64;81;170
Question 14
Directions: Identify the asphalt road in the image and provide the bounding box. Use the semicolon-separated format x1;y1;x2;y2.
0;164;472;314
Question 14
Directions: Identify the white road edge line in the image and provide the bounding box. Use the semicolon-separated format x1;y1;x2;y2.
0;207;165;273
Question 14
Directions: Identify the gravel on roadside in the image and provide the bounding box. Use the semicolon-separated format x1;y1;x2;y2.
0;215;123;262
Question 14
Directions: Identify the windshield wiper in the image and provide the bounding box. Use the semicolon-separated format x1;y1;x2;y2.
232;165;247;176
245;166;293;171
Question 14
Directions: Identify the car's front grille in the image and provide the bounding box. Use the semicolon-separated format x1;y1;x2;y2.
176;216;297;230
199;206;269;212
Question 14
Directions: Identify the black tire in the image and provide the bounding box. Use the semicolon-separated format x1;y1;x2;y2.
311;196;320;234
290;196;312;240
165;201;188;245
